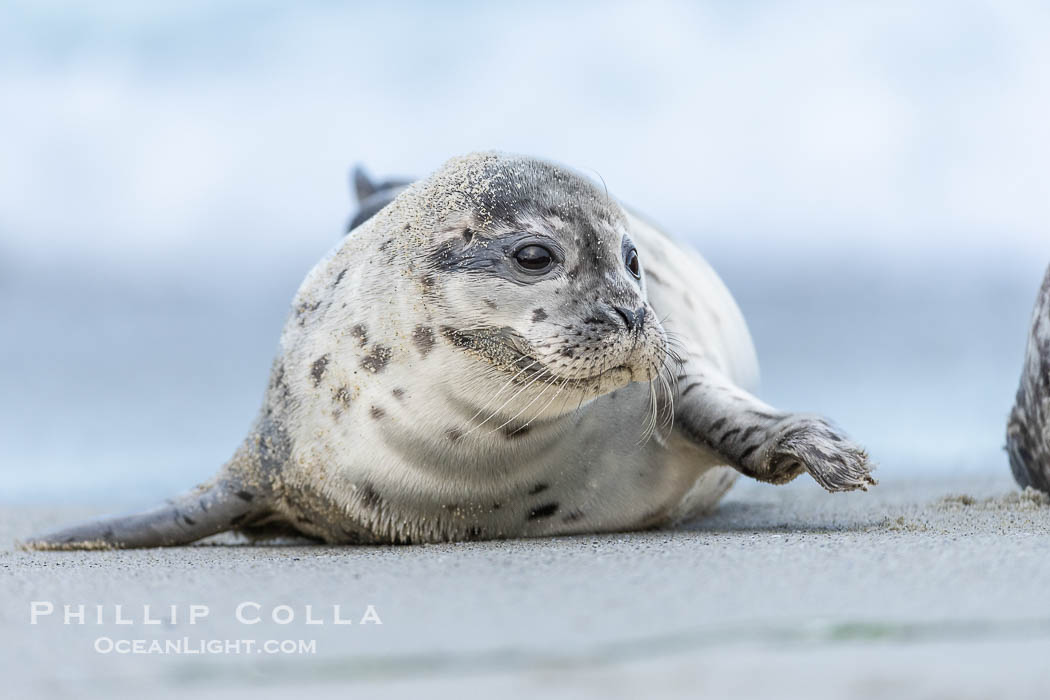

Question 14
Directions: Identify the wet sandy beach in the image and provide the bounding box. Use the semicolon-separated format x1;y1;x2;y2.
4;474;1049;699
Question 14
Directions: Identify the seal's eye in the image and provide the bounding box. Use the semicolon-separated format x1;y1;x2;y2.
514;244;554;272
626;248;641;279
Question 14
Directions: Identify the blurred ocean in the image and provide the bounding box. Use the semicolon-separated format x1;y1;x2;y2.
1;1;1048;502
0;245;1042;503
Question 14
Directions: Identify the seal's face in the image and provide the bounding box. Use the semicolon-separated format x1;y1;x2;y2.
419;155;673;429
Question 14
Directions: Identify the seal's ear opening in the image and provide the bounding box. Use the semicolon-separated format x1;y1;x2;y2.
17;479;265;551
353;165;376;203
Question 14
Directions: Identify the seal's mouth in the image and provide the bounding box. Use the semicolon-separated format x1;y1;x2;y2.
442;324;658;390
442;323;675;439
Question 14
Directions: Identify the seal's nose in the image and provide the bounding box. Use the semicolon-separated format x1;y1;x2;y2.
613;306;646;331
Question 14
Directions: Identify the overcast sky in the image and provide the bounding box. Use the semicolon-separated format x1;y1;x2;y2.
1;0;1048;283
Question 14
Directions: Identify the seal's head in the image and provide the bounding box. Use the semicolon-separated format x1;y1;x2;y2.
376;152;673;429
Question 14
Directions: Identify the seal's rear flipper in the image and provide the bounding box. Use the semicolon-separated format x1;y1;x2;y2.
18;479;264;550
346;164;413;233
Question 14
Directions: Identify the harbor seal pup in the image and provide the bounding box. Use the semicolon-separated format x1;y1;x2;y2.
22;152;875;549
1007;263;1050;493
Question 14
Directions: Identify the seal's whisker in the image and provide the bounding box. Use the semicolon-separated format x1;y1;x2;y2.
638;373;653;446
638;367;655;442
465;357;543;425
559;363;589;418
637;378;654;446
491;371;562;434
572;360;595;414
657;363;675;431
519;369;576;433
464;367;552;438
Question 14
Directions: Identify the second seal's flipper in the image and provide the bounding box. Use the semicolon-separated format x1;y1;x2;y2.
346;165;413;233
18;478;265;550
1007;263;1050;493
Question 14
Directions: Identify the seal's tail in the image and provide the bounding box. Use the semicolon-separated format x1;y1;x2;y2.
17;478;263;550
1007;263;1050;493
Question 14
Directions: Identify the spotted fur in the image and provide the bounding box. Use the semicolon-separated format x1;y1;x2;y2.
1007;264;1050;493
21;152;874;550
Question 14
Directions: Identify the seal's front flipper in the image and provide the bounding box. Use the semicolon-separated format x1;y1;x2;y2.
675;365;875;492
18;478;264;550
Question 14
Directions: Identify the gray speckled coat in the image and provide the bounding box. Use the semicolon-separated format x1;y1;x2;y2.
24;152;873;550
1008;264;1050;493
